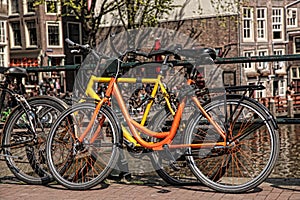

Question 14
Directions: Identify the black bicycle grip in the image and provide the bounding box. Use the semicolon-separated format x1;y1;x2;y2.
129;50;149;58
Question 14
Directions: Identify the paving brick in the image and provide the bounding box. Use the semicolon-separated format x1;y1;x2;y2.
0;177;299;200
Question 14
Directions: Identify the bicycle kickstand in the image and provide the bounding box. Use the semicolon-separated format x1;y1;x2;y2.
162;144;180;171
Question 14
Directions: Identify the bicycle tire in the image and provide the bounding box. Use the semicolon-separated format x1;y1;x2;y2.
185;95;279;193
2;95;68;185
148;108;201;185
46;102;121;190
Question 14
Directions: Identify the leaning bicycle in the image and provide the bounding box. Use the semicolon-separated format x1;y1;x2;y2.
46;40;279;192
0;66;68;184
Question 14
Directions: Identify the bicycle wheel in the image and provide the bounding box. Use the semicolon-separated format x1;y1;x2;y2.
2;96;68;184
185;95;279;193
46;102;121;190
148;108;201;185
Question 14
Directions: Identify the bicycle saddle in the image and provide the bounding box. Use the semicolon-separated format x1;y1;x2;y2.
3;67;28;77
178;48;217;60
148;48;217;60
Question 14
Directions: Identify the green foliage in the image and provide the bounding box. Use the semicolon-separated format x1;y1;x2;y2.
33;0;176;45
114;0;177;29
32;0;245;45
209;0;248;28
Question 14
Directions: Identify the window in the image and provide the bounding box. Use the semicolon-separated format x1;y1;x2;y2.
290;67;300;79
287;8;297;27
11;22;21;47
278;79;286;96
0;47;5;67
25;21;37;47
257;8;267;40
248;82;266;98
243;51;254;70
242;7;254;41
258;50;268;70
25;0;35;13
10;0;20;14
272;8;283;40
47;22;61;47
0;21;6;44
46;0;58;14
256;82;266;98
67;22;81;45
294;37;300;53
273;49;284;70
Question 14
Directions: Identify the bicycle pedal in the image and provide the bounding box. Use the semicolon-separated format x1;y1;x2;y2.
119;172;132;181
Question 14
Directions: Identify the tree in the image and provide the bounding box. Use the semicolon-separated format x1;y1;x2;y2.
63;0;120;45
35;0;176;45
36;0;244;45
114;0;176;30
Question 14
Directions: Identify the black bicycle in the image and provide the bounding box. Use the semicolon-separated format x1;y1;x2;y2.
0;66;68;184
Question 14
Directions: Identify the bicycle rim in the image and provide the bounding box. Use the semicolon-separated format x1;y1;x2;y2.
3;97;67;184
46;103;120;190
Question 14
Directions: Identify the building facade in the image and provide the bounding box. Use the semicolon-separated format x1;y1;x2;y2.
0;0;9;81
240;0;300;98
3;0;300;97
7;0;65;88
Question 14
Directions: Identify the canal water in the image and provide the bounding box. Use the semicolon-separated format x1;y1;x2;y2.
272;124;300;178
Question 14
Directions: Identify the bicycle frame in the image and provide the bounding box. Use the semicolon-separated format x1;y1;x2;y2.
79;75;227;151
85;74;176;146
0;80;37;157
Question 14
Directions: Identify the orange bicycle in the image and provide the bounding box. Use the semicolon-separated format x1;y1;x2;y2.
45;43;279;193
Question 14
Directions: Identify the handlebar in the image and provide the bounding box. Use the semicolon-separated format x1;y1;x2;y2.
65;38;216;66
66;38;108;60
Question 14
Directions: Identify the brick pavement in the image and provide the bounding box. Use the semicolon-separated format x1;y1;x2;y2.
0;176;299;200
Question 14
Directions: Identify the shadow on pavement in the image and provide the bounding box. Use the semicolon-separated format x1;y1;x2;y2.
266;178;300;192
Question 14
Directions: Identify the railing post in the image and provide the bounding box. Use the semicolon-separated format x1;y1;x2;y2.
287;97;294;118
269;98;276;116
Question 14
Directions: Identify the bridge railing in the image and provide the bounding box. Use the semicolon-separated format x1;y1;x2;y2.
258;94;300;118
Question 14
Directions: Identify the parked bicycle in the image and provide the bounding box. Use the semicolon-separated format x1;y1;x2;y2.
0;66;68;184
45;38;279;193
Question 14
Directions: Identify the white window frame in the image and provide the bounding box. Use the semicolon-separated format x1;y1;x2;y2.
0;47;5;67
9;0;20;15
242;7;254;42
278;79;286;97
46;21;63;48
287;8;297;28
45;0;61;15
25;20;38;48
290;67;300;79
9;22;22;48
257;8;267;41
257;50;268;70
24;0;35;14
243;51;255;71
294;36;300;54
247;81;266;98
272;8;283;41
273;49;285;70
0;46;8;80
0;21;7;45
256;81;266;98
